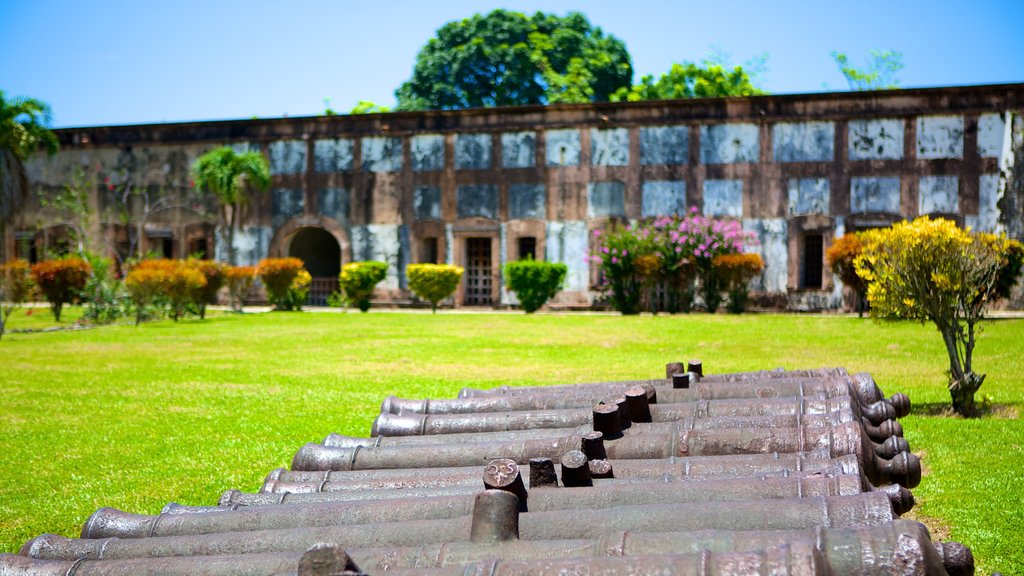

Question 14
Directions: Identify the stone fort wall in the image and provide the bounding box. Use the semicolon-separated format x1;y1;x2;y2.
10;83;1024;309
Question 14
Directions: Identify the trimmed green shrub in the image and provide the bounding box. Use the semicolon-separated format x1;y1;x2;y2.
0;260;34;339
504;259;568;313
30;257;92;321
339;261;388;312
407;264;463;313
257;258;305;310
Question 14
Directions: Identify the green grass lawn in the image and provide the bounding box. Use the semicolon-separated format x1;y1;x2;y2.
0;311;1021;574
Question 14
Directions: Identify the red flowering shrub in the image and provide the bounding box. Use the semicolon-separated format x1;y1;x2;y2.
30;257;92;321
257;258;306;310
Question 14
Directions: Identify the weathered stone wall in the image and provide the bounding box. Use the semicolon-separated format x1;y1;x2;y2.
9;84;1024;309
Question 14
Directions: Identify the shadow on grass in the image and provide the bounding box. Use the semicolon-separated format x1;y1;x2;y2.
909;401;1019;419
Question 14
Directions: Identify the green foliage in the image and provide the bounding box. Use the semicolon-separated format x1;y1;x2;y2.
322;97;337;116
826;233;869;315
612;60;766;102
224;266;257;312
0;259;33;340
339;261;388;312
395;10;632;110
29;257;92;322
349;101;391;114
591;212;756;314
257;258;306;311
406;264;464;313
855;217;1018;416
80;254;131;325
504;259;568;313
832;50;904;91
192;147;271;265
189;260;227;319
712;253;764;314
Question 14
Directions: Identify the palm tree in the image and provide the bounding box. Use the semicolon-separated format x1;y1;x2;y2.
191;147;271;265
0;91;59;262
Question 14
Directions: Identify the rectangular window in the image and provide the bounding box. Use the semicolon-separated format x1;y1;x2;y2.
802;234;824;289
159;237;174;259
421;237;439;264
518;237;537;260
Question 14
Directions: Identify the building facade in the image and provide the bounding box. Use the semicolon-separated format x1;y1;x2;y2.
8;84;1024;309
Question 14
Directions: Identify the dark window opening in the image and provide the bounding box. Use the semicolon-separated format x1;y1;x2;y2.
188;238;209;259
421;237;439;264
801;234;824;289
158;237;174;259
518;237;537;260
15;236;37;263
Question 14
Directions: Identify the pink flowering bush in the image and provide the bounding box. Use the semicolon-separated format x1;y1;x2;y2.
591;209;758;314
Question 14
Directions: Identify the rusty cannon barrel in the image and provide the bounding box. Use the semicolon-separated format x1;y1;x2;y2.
225;451;877;506
294;422;920;488
22;492;896;561
456;369;911;418
341;519;968;576
385;388;899;425
372;401;902;442
83;471;913;541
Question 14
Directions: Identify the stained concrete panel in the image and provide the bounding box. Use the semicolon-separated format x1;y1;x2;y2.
590;128;629;166
587;181;626;218
977;113;1006;158
502;131;536;168
546;129;581;166
361;137;403;172
269;140;306;175
545;220;589;291
919;176;959;214
640;126;688;165
787;178;830;215
916;116;964;159
641;181;686;217
214;225;271;267
351;224;402;289
703;179;743;217
743;218;788;293
848;119;903;160
975;174;1002;232
414;186;441;220
231;142;262;155
317;188;349;224
456;184;498;219
850;177;901;214
411;134;445;172
700;124;759;164
509;184;546;219
271;188;304;227
455;134;492;170
773;122;834;162
313;139;354;173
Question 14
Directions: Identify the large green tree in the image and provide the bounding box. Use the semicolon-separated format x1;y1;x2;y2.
832;50;904;91
0;91;59;262
191;147;270;265
612;60;766;102
395;10;632;110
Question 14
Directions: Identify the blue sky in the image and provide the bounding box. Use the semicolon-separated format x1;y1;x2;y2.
2;0;1022;128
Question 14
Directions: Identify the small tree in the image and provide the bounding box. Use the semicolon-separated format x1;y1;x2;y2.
257;258;306;310
855;217;1023;416
192;147;271;265
30;257;92;321
124;266;166;325
407;264;463;313
339;261;388;312
189;260;227;319
590;225;646;315
225;265;257;312
713;253;764;314
826;234;869;316
0;260;34;340
504;259;567;313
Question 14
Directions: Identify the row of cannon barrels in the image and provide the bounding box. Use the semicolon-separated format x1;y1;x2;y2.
2;364;976;575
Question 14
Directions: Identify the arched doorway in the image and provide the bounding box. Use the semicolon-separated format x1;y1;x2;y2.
288;227;341;306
